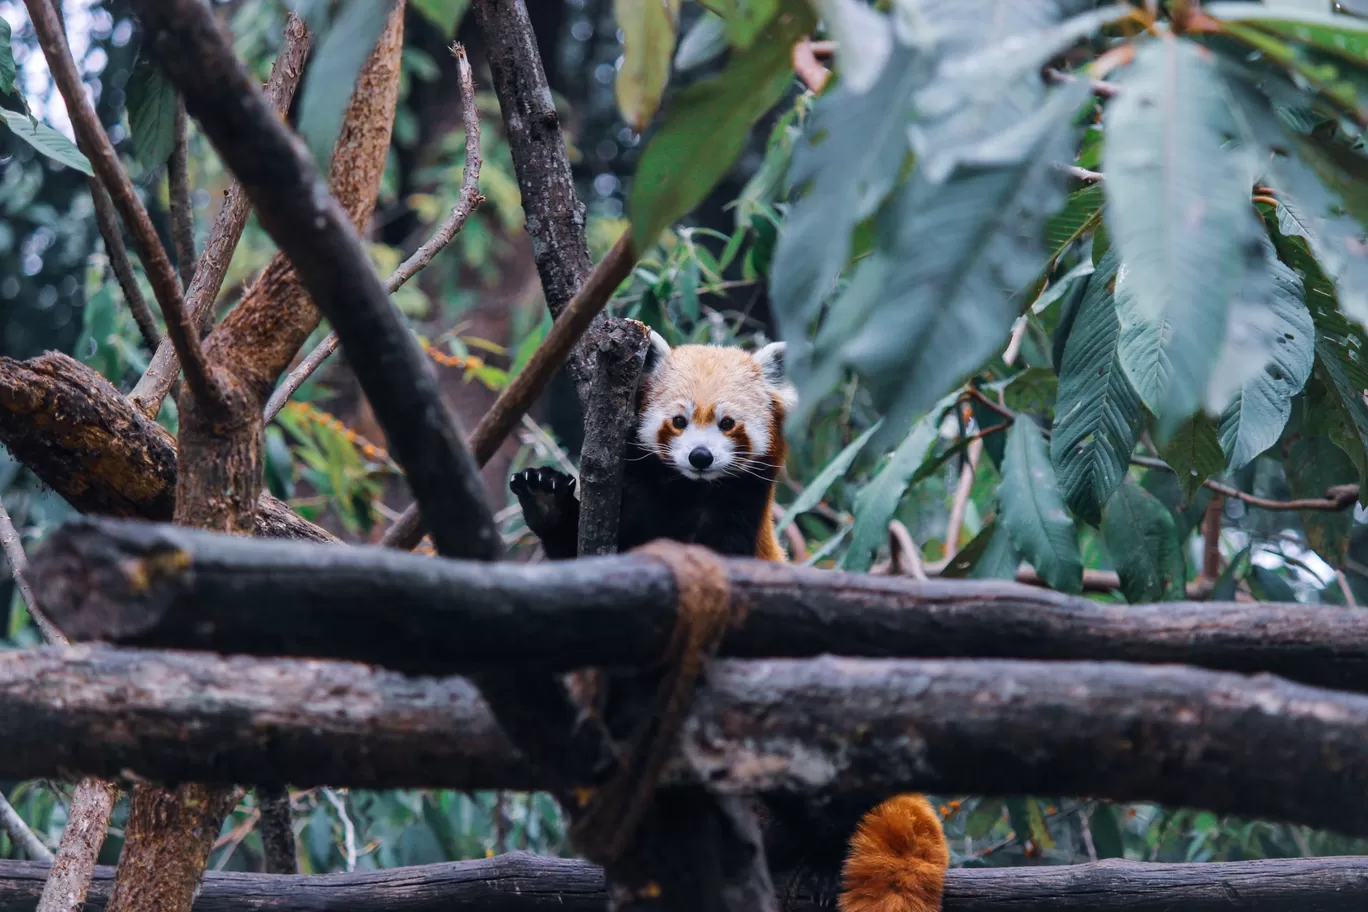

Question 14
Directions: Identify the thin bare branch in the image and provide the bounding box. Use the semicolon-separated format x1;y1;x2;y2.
0;792;52;863
35;777;118;912
792;39;830;93
168;97;197;288
129;13;312;416
22;0;220;411
263;42;483;425
88;180;161;351
0;494;63;643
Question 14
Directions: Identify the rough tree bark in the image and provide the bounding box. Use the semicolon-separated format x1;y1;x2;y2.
33;516;1368;692
2;853;1364;912
101;6;408;912
6;649;1368;836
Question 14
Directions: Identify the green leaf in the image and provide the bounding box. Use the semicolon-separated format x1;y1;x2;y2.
796;79;1090;442
1215;242;1314;471
1283;427;1355;562
0;110;92;175
674;10;728;71
713;0;778;49
963;798;1005;840
1248;565;1298;603
297;0;399;169
840;393;958;572
1045;184;1103;259
769;43;928;352
1000;416;1083;593
1205;4;1368;68
776;420;881;535
615;0;680;131
969;519;1024;581
125;55;178;172
1103;37;1264;428
911;0;1116;58
1159;413;1224;500
1089;804;1125;859
0;18;15;97
410;0;469;36
630;0;813;253
1101;481;1186;603
1051;247;1142;525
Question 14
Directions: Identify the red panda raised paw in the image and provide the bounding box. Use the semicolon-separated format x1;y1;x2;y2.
839;794;949;912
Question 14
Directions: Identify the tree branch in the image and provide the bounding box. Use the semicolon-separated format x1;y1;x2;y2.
0;353;334;543
22;0;218;411
88;180;161;352
6;648;1368;835
0;853;1364;912
254;785;296;875
32;514;1368;693
0;794;51;863
168;97;197;289
130;0;498;562
130;13;312;416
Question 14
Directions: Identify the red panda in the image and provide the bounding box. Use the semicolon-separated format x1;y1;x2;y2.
511;331;949;912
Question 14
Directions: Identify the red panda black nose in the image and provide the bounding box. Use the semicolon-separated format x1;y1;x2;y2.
689;447;714;470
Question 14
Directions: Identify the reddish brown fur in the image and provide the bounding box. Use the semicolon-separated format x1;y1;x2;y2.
839;795;949;912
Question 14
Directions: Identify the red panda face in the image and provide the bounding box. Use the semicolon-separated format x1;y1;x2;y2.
636;332;797;482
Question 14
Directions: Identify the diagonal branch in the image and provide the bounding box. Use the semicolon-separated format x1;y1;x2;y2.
129;12;312;416
168;97;197;289
22;0;219;412
88;179;161;351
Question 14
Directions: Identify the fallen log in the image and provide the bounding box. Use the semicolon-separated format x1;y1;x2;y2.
0;852;1365;911
30;516;1368;691
5;647;1368;835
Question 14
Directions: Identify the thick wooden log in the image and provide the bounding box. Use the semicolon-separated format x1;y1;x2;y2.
0;853;1365;911
31;517;1368;691
6;647;1368;835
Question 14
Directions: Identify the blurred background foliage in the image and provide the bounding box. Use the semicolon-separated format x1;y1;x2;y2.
3;0;1368;881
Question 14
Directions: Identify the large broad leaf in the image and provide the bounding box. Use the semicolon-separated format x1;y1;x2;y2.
999;416;1083;593
1051;246;1142;525
630;0;813;252
1205;4;1368;67
1101;481;1186;603
1103;37;1264;429
776;420;881;535
1159;413;1224;500
615;0;680;131
840;393;959;572
297;0;399;168
675;11;728;71
0;18;15;97
1217;52;1368;327
1045;183;1104;263
410;0;469;36
1215;240;1314;471
714;0;779;50
905;0;1110;59
909;6;1125;182
795;79;1090;442
769;43;929;353
0;110;92;175
1283;422;1355;563
969;519;1023;580
125;55;177;172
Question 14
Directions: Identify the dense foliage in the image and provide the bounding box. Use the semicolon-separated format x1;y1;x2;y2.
5;0;1368;881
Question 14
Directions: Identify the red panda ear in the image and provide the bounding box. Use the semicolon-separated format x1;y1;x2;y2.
643;330;671;377
755;341;798;410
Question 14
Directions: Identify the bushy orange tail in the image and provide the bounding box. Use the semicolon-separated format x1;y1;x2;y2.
838;794;949;912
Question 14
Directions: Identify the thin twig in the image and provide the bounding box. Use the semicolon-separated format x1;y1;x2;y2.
0;792;52;862
1063;164;1104;183
945;436;984;560
888;519;926;580
263;42;483;424
1338;569;1358;608
168;96;197;289
1043;67;1121;98
0;495;64;644
24;0;219;411
88;180;161;351
321;790;357;873
379;233;638;551
1002;317;1029;367
129;12;312;416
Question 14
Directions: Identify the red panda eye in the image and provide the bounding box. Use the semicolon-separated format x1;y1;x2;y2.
671;415;688;430
718;417;735;431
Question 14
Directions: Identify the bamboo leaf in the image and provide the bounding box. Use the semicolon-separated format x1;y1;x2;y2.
1051;247;1142;525
1000;416;1083;593
615;0;680;131
1101;480;1186;603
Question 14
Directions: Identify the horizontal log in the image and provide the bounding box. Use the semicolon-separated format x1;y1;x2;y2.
30;517;1368;690
6;647;1368;835
0;852;1366;912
